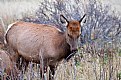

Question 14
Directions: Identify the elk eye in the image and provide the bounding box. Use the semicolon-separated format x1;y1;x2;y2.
68;34;73;38
77;34;81;38
77;35;80;38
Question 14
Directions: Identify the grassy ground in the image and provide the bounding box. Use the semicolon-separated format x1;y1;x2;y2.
0;0;121;80
54;42;121;80
0;0;39;29
21;43;121;80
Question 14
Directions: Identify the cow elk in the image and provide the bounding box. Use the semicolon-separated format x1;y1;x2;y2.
0;50;19;80
5;14;86;80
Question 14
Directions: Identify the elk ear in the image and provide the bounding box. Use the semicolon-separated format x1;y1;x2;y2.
79;14;86;23
60;15;69;27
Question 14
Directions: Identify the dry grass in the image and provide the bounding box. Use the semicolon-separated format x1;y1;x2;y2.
0;0;39;29
19;44;121;80
54;45;121;80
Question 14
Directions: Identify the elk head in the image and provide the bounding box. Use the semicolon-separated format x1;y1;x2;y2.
60;14;86;52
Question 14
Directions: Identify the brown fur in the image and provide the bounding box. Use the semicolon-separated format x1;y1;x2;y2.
0;50;18;79
5;14;86;80
6;21;70;62
5;21;71;79
67;21;80;38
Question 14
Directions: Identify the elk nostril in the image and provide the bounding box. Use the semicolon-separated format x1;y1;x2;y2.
71;49;78;53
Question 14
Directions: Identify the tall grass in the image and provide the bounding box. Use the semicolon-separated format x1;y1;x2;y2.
0;0;39;29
